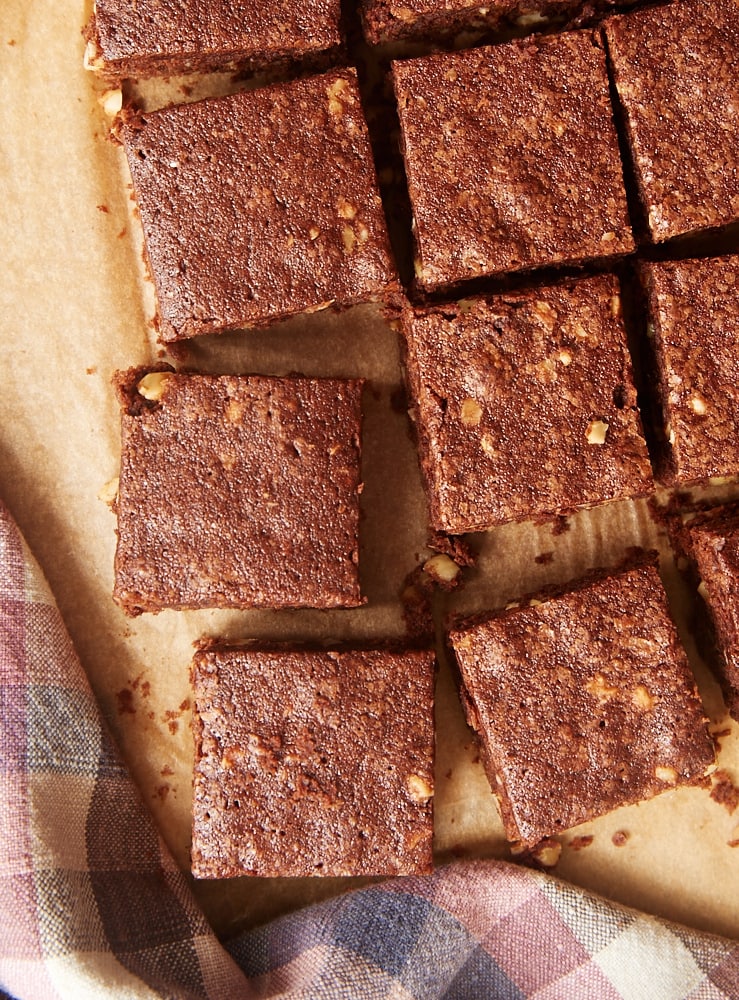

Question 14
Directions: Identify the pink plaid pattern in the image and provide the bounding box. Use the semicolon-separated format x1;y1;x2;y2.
1;497;738;1000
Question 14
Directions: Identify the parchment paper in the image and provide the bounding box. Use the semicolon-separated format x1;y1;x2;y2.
3;0;739;942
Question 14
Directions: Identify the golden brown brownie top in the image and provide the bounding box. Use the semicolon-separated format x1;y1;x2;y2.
401;274;653;533
449;561;715;847
392;31;633;292
639;255;739;486
191;646;436;878
113;369;364;615
604;0;739;241
88;0;342;73
120;69;397;342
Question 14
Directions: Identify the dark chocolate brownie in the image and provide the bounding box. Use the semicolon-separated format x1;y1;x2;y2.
604;0;739;243
449;559;716;848
391;31;634;294
84;0;343;80
638;256;739;487
191;645;436;877
113;368;364;615
119;69;398;343
400;273;653;533
360;0;633;46
686;504;739;721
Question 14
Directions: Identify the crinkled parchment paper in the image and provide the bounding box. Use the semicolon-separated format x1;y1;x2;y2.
2;0;739;941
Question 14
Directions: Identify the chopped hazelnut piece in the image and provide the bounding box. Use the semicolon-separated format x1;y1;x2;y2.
460;398;483;427
586;419;609;445
97;476;120;505
137;371;173;401
406;773;433;803
423;553;460;584
655;766;679;785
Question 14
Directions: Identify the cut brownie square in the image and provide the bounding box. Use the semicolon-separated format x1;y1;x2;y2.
191;645;436;877
449;559;716;848
638;255;739;487
119;69;398;343
84;0;343;80
391;31;633;294
113;368;364;615
604;0;739;243
685;504;739;721
400;273;653;533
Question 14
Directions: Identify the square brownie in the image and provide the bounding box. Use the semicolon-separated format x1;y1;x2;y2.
113;368;364;615
400;273;653;533
84;0;343;80
391;31;633;293
449;559;716;848
685;504;739;721
119;68;398;343
604;0;739;243
191;645;436;877
638;255;739;487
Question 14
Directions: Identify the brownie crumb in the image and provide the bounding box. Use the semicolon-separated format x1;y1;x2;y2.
710;771;739;815
568;834;594;851
612;830;630;847
115;688;136;715
519;838;562;869
400;565;436;642
535;551;555;565
552;516;571;536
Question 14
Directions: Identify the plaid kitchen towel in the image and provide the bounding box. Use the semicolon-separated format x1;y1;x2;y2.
1;498;738;1000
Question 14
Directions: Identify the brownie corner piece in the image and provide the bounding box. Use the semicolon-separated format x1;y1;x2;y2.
120;68;397;342
685;503;739;721
392;30;633;293
84;0;343;80
400;273;653;533
448;559;715;847
604;0;739;242
638;254;739;487
190;646;436;878
113;370;364;615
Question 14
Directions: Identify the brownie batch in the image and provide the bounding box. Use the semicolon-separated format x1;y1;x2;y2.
91;0;738;875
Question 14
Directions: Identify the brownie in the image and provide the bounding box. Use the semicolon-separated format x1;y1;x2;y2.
604;0;739;243
448;559;716;848
113;368;364;615
191;645;436;877
391;31;634;294
685;504;739;721
638;256;739;487
400;273;653;533
119;69;398;343
360;0;632;46
84;0;343;80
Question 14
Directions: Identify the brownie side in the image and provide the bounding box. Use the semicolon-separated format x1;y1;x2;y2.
686;505;739;721
191;647;436;878
113;369;364;614
637;256;739;487
604;0;739;243
391;31;634;293
400;273;653;533
361;0;633;45
448;560;715;847
119;69;398;343
84;0;343;80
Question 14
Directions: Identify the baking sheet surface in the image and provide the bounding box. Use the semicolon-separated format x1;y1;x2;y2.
2;0;739;940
